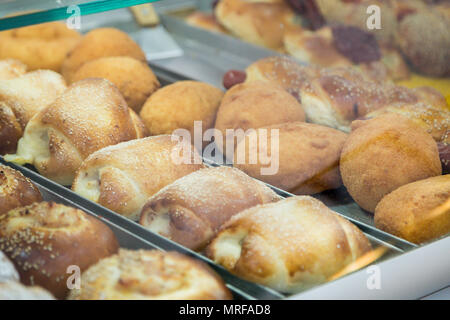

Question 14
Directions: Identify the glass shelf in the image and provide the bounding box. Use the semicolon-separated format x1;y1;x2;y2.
0;0;158;30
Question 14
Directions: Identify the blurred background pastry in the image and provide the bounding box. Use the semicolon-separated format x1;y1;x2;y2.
140;166;280;251
375;175;450;244
0;202;119;299
206;196;371;292
0;22;81;72
70;56;160;113
68;249;232;300
61;28;146;82
186;11;229;34
0;281;55;300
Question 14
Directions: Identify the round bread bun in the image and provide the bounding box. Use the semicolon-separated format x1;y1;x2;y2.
364;102;450;143
0;281;55;300
0;164;42;216
61;28;146;82
397;9;450;77
340;114;442;213
215;0;297;51
0;202;119;299
206;196;371;292
214;81;305;158
71;56;160;113
233;121;348;195
0;59;27;80
140;166;281;251
0;22;81;72
186;12;228;34
68;249;232;300
139;81;223;145
374;175;450;244
0;250;19;283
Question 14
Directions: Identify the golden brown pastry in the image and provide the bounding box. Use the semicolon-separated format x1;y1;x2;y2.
0;22;81;72
0;70;67;154
68;249;232;300
61;28;146;82
140;166;281;251
5;78;145;185
234;121;347;195
214;81;305;157
374;175;449;244
315;0;398;46
0;281;55;300
139;81;223;146
72;135;205;221
397;8;450;77
0;59;27;80
186;12;228;34
0;251;19;282
215;0;297;51
364;102;450;143
206;196;372;292
0;202;119;299
340;114;442;213
70;56;160;113
0;164;42;215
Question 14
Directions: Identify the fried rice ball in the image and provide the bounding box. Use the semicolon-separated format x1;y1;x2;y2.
61;28;146;82
139;81;223;144
340;114;442;213
71;56;160;112
0;22;81;72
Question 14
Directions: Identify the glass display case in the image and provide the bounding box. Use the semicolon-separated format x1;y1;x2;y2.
0;0;448;300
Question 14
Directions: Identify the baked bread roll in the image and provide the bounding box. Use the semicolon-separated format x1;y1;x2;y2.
374;175;449;244
340;114;442;213
206;196;371;292
0;251;19;283
68;249;232;300
61;28;146;82
140;166;281;251
72;135;205;221
214;81;305;157
0;164;42;215
0;70;67;154
234;121;348;195
0;202;119;299
186;12;228;34
0;59;26;80
0;22;81;72
438;142;449;174
397;9;450;77
139;81;223;147
364;102;450;143
70;56;160;113
5;78;145;185
0;281;55;300
215;0;297;51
